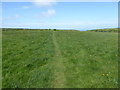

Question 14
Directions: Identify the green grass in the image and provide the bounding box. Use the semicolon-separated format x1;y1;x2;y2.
2;30;118;88
2;30;55;88
88;28;118;32
55;31;118;88
0;29;2;89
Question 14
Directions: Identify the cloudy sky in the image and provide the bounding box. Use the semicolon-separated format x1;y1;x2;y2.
1;1;118;30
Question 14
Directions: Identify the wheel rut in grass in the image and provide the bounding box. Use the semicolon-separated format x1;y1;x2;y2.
52;31;66;88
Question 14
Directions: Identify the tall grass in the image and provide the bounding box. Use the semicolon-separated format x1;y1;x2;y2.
55;31;118;88
2;30;118;88
2;30;55;88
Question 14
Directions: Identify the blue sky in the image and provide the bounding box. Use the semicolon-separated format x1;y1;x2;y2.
2;2;118;30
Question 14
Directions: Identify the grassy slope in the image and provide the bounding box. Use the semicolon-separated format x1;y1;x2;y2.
2;30;118;88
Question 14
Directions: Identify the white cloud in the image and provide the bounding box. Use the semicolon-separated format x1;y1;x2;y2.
14;14;20;18
23;6;30;9
41;9;56;17
32;0;57;7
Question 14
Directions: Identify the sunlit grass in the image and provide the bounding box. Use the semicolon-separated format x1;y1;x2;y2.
2;30;118;88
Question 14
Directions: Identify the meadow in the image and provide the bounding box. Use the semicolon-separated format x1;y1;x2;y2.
2;29;118;88
89;28;118;32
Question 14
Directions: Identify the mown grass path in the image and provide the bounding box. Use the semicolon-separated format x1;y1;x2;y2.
52;31;66;88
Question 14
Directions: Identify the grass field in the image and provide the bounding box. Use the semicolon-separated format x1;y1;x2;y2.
0;29;2;89
88;28;118;32
2;30;118;88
